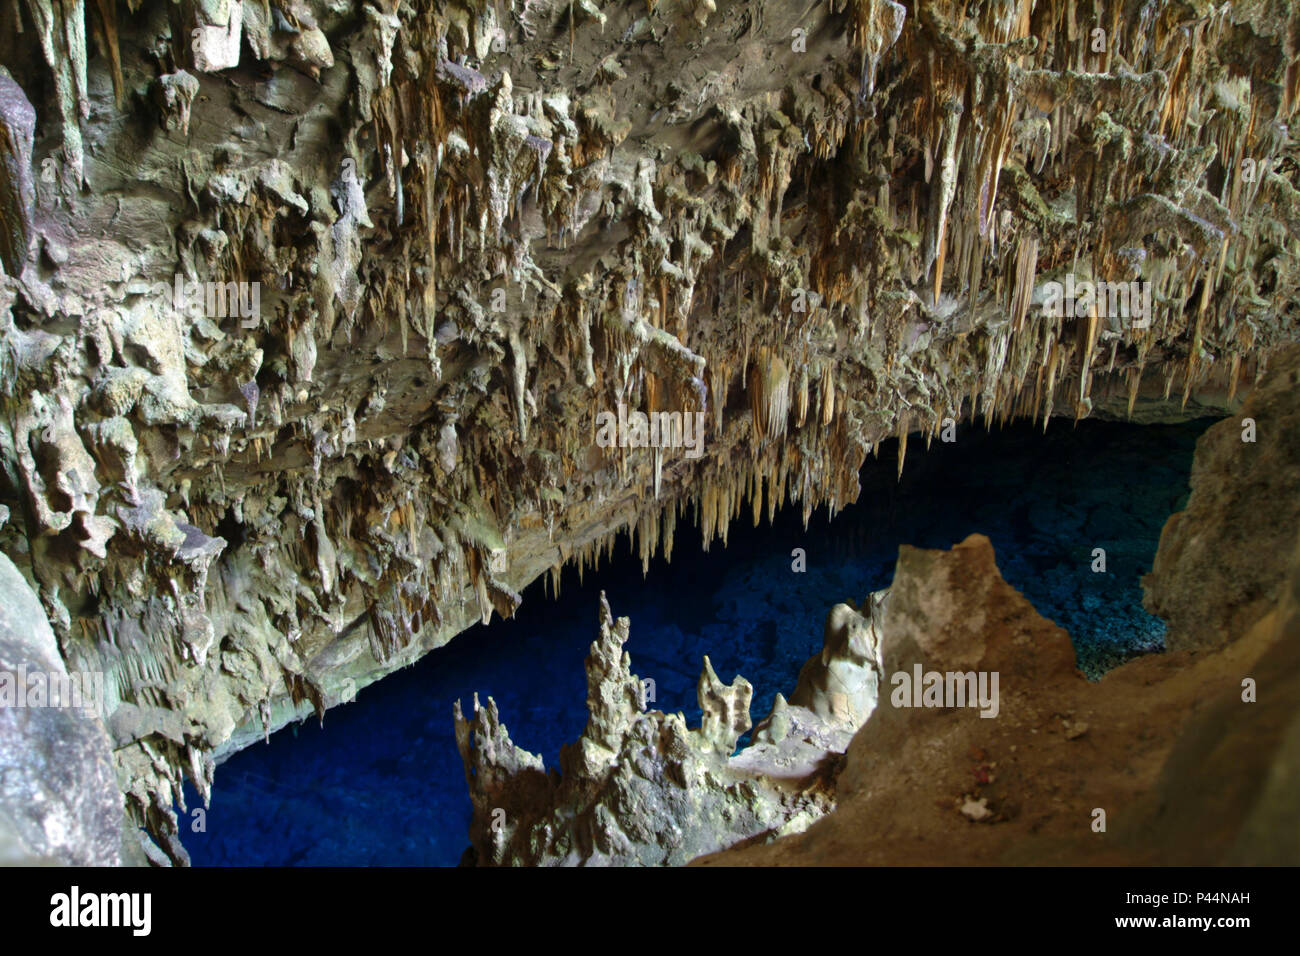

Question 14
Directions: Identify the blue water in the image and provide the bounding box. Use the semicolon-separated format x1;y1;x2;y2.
181;417;1212;865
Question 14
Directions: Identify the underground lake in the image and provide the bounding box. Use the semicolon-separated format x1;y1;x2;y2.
181;415;1212;865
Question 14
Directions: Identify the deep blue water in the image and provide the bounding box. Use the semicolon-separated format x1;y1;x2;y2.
181;417;1212;866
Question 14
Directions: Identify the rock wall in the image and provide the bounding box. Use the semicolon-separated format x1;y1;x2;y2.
1144;342;1300;652
0;549;124;866
0;0;1298;861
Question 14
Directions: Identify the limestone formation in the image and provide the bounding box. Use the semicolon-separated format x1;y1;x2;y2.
0;0;1297;861
696;655;752;755
454;591;880;865
788;593;886;729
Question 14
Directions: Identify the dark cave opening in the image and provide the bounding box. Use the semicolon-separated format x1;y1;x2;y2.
214;507;247;553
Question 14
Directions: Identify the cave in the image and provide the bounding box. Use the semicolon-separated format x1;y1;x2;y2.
186;417;1208;865
0;0;1297;901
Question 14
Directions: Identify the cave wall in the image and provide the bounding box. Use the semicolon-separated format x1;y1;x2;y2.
1144;341;1300;651
1;0;1298;862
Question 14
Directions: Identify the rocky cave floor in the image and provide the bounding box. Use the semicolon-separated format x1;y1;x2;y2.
186;416;1207;865
698;546;1294;867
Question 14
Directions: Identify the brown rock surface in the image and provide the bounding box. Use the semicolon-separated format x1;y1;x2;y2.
697;531;1298;865
1143;343;1300;654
